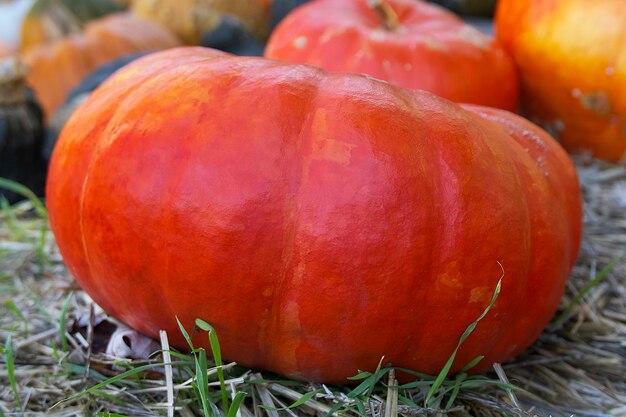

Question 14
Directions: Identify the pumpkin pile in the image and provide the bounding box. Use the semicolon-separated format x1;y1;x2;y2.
0;0;276;121
7;0;623;385
0;1;182;122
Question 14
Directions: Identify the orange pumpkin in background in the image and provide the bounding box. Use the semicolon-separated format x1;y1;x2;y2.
22;12;180;119
496;0;626;162
265;0;519;111
47;48;581;384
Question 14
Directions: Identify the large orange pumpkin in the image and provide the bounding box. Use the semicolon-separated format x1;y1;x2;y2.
21;12;180;119
47;47;582;384
265;0;519;111
495;0;626;162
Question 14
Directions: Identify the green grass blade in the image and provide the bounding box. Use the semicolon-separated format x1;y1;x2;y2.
424;276;502;406
35;221;49;265
176;316;195;350
429;388;448;410
195;348;212;417
196;319;229;411
59;292;73;352
0;185;49;265
553;251;626;327
165;349;196;363
3;299;27;335
0;196;27;239
66;363;110;382
0;177;48;219
460;355;485;372
54;362;177;407
347;357;388;399
398;395;419;408
392;367;433;380
226;391;247;417
444;373;467;411
26;289;52;319
92;389;131;405
4;299;26;322
324;400;345;417
397;380;438;389
424;346;458;404
354;398;366;416
458;379;518;391
347;370;373;381
260;390;320;411
347;376;375;398
5;334;21;413
283;390;319;409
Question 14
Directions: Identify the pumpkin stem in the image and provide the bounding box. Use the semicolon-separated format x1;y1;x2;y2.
368;0;400;32
0;58;29;106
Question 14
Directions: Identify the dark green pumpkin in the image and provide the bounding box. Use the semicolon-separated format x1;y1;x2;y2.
30;0;123;24
0;58;46;204
429;0;497;16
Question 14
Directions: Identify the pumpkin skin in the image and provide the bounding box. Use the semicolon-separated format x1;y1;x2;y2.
47;47;581;384
21;12;180;119
44;52;150;161
495;0;626;162
265;0;519;111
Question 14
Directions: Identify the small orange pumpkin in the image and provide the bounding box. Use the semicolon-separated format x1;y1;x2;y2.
22;12;180;119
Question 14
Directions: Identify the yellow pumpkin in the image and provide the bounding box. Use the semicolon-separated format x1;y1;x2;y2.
131;0;271;44
19;0;125;52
